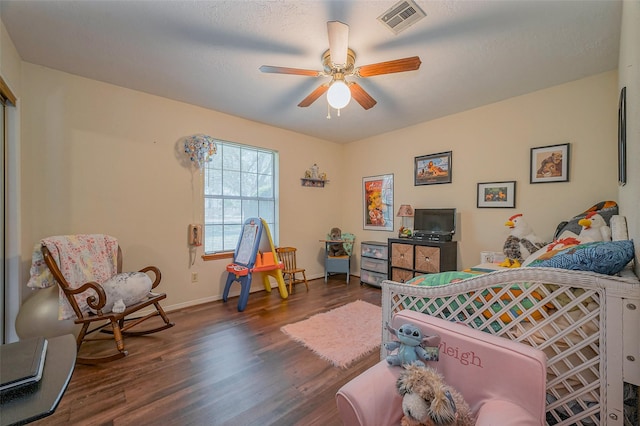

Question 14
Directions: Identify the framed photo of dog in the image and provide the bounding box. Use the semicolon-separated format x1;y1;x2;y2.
530;143;570;183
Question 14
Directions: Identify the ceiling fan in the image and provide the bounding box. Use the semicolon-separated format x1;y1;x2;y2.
259;21;421;111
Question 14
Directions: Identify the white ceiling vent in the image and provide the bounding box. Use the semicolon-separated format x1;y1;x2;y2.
377;0;426;35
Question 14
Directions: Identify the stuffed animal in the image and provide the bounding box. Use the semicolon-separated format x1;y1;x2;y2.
503;214;546;262
578;212;612;242
553;201;618;239
384;322;439;368
396;364;475;426
328;227;348;257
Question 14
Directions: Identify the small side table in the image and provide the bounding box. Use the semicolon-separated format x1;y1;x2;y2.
1;334;76;426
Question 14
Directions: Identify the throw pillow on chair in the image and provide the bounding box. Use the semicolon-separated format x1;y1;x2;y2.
89;272;152;314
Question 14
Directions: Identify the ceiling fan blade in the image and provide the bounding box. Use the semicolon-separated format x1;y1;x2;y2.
327;21;349;67
349;82;377;110
259;65;321;77
298;84;329;107
356;56;422;77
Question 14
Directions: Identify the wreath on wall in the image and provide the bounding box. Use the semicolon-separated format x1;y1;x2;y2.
184;134;217;169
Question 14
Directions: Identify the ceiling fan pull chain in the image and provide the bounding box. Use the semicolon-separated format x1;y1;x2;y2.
337;108;341;117
327;103;331;119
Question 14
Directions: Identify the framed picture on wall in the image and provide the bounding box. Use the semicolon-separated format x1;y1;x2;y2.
414;151;452;185
477;181;516;208
619;86;627;186
363;174;394;231
530;143;570;183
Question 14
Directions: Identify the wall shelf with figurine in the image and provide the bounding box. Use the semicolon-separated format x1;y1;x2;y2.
301;163;328;187
301;178;329;187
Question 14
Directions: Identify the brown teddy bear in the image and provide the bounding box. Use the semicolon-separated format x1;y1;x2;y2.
396;364;474;426
328;227;348;257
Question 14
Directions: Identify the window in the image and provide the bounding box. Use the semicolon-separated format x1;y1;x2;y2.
203;140;278;253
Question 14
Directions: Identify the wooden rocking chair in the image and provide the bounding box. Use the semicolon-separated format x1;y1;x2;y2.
41;244;174;364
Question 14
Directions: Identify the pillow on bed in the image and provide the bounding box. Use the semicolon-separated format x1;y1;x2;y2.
406;271;477;286
553;201;618;239
526;240;634;275
521;231;591;267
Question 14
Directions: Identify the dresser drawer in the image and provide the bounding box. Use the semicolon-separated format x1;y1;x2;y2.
361;257;387;273
415;246;441;273
360;269;386;287
361;242;389;259
391;268;414;283
391;243;413;269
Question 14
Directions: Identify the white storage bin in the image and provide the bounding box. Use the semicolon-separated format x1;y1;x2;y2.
361;269;386;287
361;258;387;274
361;243;388;259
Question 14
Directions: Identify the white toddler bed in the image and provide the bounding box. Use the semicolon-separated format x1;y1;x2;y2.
380;216;639;426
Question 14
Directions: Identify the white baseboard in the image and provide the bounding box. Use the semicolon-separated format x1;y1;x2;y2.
159;272;345;313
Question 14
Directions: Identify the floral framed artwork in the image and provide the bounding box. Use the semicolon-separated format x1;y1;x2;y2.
363;174;394;231
477;181;516;208
414;151;452;185
530;143;570;183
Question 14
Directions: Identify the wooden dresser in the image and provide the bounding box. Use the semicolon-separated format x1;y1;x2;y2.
388;238;457;283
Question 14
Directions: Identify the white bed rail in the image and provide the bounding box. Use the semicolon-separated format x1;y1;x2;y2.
381;267;640;426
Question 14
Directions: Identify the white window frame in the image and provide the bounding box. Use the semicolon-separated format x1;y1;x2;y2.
203;140;278;254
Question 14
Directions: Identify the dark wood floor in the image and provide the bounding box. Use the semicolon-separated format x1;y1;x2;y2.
34;276;382;426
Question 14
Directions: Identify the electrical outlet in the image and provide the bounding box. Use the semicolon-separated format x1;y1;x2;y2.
191;272;198;283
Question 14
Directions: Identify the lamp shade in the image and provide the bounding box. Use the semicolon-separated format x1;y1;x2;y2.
327;80;351;109
396;204;414;217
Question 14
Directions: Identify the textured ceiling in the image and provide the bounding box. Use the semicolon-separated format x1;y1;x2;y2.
0;0;622;143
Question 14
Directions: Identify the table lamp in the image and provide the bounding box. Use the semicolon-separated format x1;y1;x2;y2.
396;204;414;237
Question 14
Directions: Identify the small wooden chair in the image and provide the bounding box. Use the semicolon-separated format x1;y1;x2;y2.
41;243;174;364
276;247;309;293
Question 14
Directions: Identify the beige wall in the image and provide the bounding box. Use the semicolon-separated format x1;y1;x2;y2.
1;20;21;90
19;63;344;310
344;71;620;270
3;13;637;320
618;0;640;276
13;66;627;311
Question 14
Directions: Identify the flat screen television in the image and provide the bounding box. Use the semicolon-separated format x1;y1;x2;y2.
413;208;456;240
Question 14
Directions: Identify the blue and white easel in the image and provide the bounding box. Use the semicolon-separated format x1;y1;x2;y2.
222;217;287;311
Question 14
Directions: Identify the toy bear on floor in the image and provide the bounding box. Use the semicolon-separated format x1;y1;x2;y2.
396;364;475;426
385;322;439;368
328;227;348;257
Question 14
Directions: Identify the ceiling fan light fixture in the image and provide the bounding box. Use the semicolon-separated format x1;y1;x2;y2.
327;80;351;109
